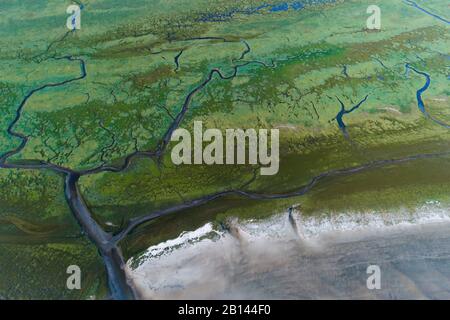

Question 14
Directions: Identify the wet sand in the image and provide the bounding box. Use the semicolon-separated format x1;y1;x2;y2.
127;209;450;299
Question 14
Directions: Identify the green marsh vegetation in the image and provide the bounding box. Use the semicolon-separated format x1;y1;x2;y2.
0;0;448;298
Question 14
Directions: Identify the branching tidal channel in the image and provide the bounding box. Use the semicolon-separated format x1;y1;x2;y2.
1;42;450;300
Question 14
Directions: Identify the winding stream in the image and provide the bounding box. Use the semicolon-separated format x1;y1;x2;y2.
0;56;86;163
2;41;450;300
64;173;136;299
406;63;450;129
404;0;450;25
334;95;369;138
0;47;278;299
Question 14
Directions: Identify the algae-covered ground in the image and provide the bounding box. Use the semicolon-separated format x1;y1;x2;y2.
0;0;449;299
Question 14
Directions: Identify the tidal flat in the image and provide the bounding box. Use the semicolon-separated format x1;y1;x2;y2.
0;0;449;299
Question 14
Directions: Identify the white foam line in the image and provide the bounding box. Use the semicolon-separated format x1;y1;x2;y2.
129;201;450;268
133;222;222;262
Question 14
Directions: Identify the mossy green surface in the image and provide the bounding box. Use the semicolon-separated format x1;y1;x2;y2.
0;169;108;299
0;0;449;298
